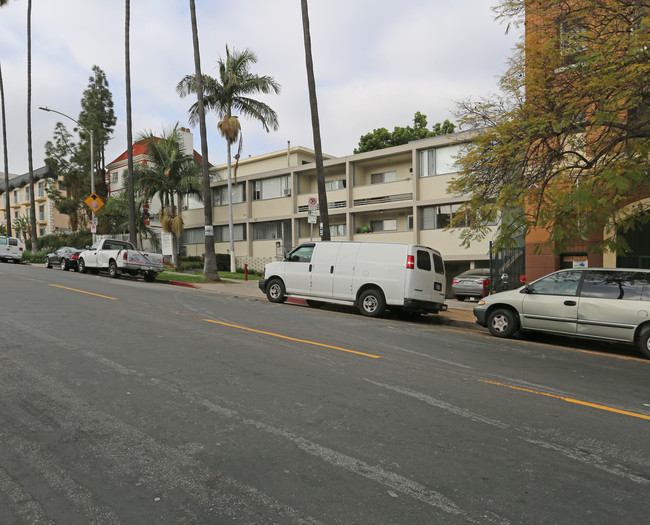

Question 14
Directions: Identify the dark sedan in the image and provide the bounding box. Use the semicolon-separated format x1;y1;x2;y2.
45;246;83;271
451;268;491;301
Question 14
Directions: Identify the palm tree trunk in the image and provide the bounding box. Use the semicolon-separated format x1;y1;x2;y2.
0;62;11;237
300;0;330;241
189;0;219;280
27;0;38;251
125;0;138;248
227;140;236;272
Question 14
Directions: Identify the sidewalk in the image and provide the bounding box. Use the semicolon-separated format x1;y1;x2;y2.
169;277;480;329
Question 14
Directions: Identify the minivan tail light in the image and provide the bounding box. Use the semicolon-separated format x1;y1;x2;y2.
406;255;415;269
19;247;23;251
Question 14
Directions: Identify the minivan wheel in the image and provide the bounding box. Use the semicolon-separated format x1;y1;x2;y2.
487;308;519;338
266;278;286;303
638;327;650;360
358;288;386;317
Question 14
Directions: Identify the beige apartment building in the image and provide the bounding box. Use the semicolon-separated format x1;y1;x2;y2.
180;132;496;282
0;166;70;238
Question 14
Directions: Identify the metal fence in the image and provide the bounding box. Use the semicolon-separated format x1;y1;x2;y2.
489;242;526;294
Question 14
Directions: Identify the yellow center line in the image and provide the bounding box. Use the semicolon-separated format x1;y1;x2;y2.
479;379;650;421
200;317;381;359
49;284;118;300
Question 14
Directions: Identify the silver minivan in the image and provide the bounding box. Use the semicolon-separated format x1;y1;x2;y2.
0;236;24;263
473;268;650;359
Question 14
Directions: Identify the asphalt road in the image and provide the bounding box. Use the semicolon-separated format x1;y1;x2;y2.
1;262;649;524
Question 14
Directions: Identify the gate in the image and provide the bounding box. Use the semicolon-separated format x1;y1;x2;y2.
489;242;526;294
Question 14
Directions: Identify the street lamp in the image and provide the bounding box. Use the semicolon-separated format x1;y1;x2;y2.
38;106;95;218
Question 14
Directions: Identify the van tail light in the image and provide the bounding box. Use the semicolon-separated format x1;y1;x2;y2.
406;255;415;269
19;247;23;251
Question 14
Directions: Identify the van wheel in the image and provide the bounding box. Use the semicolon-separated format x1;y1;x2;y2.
487;308;519;338
359;288;386;317
266;278;286;303
109;261;120;278
44;257;51;268
78;258;87;274
638;327;650;359
306;299;324;308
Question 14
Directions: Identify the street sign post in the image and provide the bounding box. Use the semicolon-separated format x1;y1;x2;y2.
308;198;318;240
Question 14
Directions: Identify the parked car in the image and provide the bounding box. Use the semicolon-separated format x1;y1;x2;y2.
451;268;491;301
45;246;83;271
0;236;24;263
473;268;650;359
77;238;164;281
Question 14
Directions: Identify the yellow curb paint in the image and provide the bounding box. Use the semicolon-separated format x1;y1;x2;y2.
49;284;118;300
201;318;381;359
480;379;650;421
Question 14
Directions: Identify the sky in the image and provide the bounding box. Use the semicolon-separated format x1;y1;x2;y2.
0;0;521;176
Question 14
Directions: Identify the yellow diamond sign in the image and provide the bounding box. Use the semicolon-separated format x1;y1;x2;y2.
84;193;104;213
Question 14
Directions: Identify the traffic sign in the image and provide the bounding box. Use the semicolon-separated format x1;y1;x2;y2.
308;210;317;224
84;193;104;213
308;197;317;212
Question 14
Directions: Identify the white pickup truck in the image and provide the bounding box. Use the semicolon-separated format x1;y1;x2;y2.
77;238;164;282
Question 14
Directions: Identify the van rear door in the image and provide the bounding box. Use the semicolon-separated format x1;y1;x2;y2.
407;248;446;303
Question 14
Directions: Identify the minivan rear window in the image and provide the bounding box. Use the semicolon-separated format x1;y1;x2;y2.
0;237;6;245
416;250;431;271
580;270;650;301
432;253;444;274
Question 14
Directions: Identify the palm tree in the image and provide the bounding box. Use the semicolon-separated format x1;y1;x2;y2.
177;46;280;272
300;0;330;240
134;125;203;267
187;0;219;281
124;0;137;248
0;62;11;237
26;0;37;251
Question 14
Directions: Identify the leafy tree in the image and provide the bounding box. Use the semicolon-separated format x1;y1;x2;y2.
13;214;31;244
98;190;161;251
0;223;6;236
449;0;650;254
354;113;455;154
134;124;203;266
187;0;219;281
77;65;116;200
301;0;330;241
177;45;280;271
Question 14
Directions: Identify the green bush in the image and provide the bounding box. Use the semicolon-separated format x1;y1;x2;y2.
38;230;93;251
22;249;48;263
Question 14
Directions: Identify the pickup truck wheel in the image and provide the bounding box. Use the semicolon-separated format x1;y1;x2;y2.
487;308;519;338
78;258;87;274
143;272;156;283
44;257;51;268
638;326;650;359
358;288;386;317
60;259;68;271
266;278;286;303
108;261;120;278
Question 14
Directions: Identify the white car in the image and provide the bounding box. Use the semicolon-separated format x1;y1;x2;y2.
0;236;24;263
473;268;650;359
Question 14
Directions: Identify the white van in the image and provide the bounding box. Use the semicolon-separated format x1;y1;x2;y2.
259;242;447;317
0;236;24;263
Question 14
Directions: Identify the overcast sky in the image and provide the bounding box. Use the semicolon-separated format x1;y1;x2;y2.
0;0;521;176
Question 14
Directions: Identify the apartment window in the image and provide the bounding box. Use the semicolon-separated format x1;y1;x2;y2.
39;227;46;237
324;179;346;191
180;227;204;244
38;181;45;197
370;219;398;232
252;175;290;201
39;204;46;221
214;183;246;206
24;186;30;201
559;16;586;68
370;171;397;184
419;145;462;177
420;203;468;230
252;221;284;240
111;171;119;183
329;224;347;237
13;189;19;204
407;215;414;230
14;210;19;220
214;224;246;242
